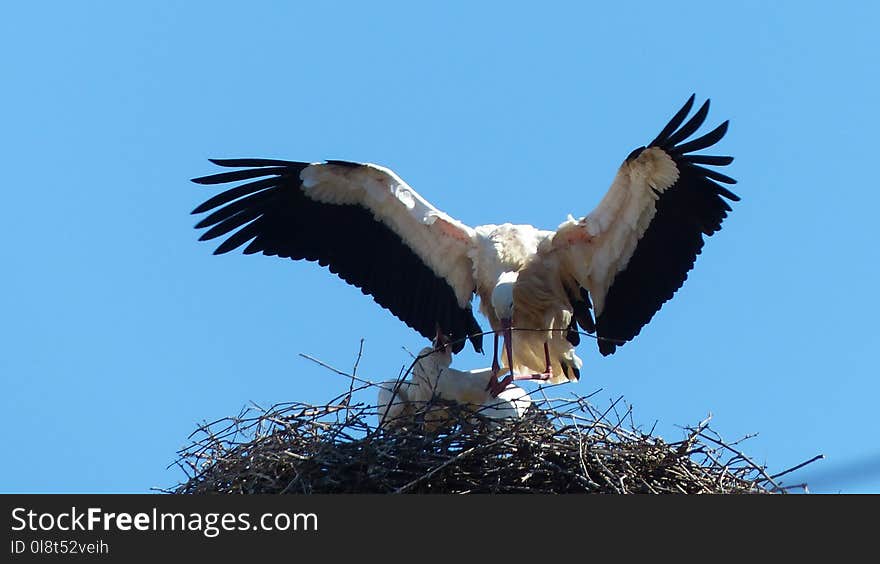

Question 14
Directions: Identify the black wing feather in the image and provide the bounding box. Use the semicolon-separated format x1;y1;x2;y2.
208;157;303;168
686;154;734;166
647;94;695;147
191;166;290;185
675;121;730;154
191;177;279;214
595;96;739;356
662;99;710;148
191;161;483;354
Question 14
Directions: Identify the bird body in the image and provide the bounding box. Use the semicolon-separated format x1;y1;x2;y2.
375;380;419;427
191;95;739;393
378;346;532;431
466;224;582;382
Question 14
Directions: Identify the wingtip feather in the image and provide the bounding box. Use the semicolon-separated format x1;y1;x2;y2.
648;94;697;147
674;120;730;154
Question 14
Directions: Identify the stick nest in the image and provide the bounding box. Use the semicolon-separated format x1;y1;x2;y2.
170;386;806;494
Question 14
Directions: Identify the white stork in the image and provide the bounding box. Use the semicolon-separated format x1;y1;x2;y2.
410;334;532;427
378;334;532;431
191;95;739;396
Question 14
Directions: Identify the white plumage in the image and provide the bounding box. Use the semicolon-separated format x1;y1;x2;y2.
192;95;739;395
377;344;532;431
376;380;419;428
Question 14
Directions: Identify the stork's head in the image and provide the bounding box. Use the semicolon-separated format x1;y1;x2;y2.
413;342;451;394
490;271;518;326
413;327;455;384
490;271;518;364
431;327;454;366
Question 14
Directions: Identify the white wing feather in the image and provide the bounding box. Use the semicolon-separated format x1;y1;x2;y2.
300;163;477;306
548;147;680;315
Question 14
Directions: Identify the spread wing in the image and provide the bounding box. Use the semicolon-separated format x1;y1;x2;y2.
191;159;484;353
549;95;740;355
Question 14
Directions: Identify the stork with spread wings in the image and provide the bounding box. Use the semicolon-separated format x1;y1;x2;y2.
191;95;739;395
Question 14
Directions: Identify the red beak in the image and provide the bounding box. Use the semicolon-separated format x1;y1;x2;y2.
500;317;513;372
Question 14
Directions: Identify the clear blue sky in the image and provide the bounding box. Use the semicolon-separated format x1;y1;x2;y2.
2;2;877;493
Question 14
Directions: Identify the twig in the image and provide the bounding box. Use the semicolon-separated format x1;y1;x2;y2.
769;454;825;480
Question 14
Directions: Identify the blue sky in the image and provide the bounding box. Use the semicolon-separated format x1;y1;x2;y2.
2;2;877;493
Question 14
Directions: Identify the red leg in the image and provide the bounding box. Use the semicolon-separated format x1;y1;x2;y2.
516;342;552;383
487;325;554;396
486;323;515;397
544;341;551;373
491;331;500;374
486;330;509;396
